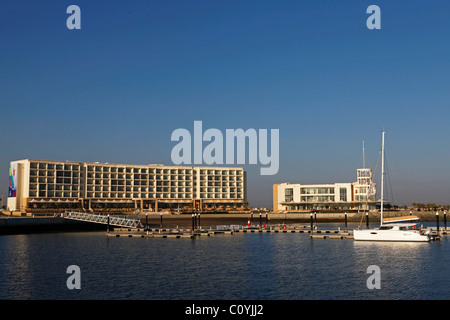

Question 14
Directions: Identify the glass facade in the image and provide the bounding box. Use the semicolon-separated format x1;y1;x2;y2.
27;161;244;201
300;187;334;195
285;188;293;202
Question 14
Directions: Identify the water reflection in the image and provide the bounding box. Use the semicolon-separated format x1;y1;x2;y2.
0;230;449;300
352;241;445;299
0;236;33;299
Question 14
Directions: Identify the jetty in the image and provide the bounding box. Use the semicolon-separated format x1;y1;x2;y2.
104;212;448;241
106;222;356;239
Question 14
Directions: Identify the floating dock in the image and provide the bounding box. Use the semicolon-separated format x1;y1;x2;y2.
310;232;354;240
107;224;356;239
106;223;449;241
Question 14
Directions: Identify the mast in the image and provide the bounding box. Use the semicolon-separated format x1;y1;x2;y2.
362;140;365;168
380;131;385;225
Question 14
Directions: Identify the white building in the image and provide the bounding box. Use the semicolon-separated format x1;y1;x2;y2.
7;159;247;215
273;168;376;212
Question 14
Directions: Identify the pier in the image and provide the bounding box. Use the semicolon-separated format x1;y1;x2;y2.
105;221;447;241
106;223;356;239
102;210;447;240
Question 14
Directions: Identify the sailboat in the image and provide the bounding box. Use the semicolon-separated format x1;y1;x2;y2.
353;131;430;242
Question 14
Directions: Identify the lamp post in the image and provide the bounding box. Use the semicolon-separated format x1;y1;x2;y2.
444;211;447;232
345;212;348;231
259;212;262;229
366;212;369;229
436;212;440;241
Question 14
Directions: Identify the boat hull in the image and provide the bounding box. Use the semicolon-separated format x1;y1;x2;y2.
353;229;430;242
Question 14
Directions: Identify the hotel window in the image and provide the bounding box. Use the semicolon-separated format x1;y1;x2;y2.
285;188;294;202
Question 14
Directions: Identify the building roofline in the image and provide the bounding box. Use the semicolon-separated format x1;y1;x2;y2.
10;159;244;170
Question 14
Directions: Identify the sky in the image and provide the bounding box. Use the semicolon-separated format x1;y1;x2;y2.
1;0;450;208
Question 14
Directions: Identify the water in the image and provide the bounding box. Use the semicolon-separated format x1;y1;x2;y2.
0;223;449;300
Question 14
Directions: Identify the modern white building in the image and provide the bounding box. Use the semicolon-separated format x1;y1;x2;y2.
273;168;376;212
7;159;247;215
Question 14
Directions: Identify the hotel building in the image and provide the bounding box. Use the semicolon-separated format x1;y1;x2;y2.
273;168;377;212
7;159;247;214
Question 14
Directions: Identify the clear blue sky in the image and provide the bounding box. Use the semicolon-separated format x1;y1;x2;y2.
1;0;449;208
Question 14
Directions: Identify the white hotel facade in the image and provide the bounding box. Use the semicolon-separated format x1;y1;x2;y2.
7;159;247;215
273;168;376;212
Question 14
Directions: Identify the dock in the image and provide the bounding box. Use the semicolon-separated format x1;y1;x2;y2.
105;222;450;241
106;223;357;239
107;227;235;239
310;231;354;240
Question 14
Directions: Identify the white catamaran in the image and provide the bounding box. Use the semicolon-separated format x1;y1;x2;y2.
353;131;430;242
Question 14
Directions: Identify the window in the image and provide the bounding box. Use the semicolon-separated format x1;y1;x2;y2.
340;188;347;202
285;188;294;202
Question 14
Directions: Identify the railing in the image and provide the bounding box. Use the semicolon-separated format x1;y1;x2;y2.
216;225;243;231
63;211;144;228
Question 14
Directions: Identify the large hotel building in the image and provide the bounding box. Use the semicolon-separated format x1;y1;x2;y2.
7;159;247;215
273;168;377;212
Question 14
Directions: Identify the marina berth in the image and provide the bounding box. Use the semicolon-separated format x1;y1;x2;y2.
353;131;430;242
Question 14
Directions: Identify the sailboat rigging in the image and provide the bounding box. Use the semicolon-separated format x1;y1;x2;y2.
353;131;430;242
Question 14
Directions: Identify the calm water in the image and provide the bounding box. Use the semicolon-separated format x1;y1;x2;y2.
0;223;449;300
